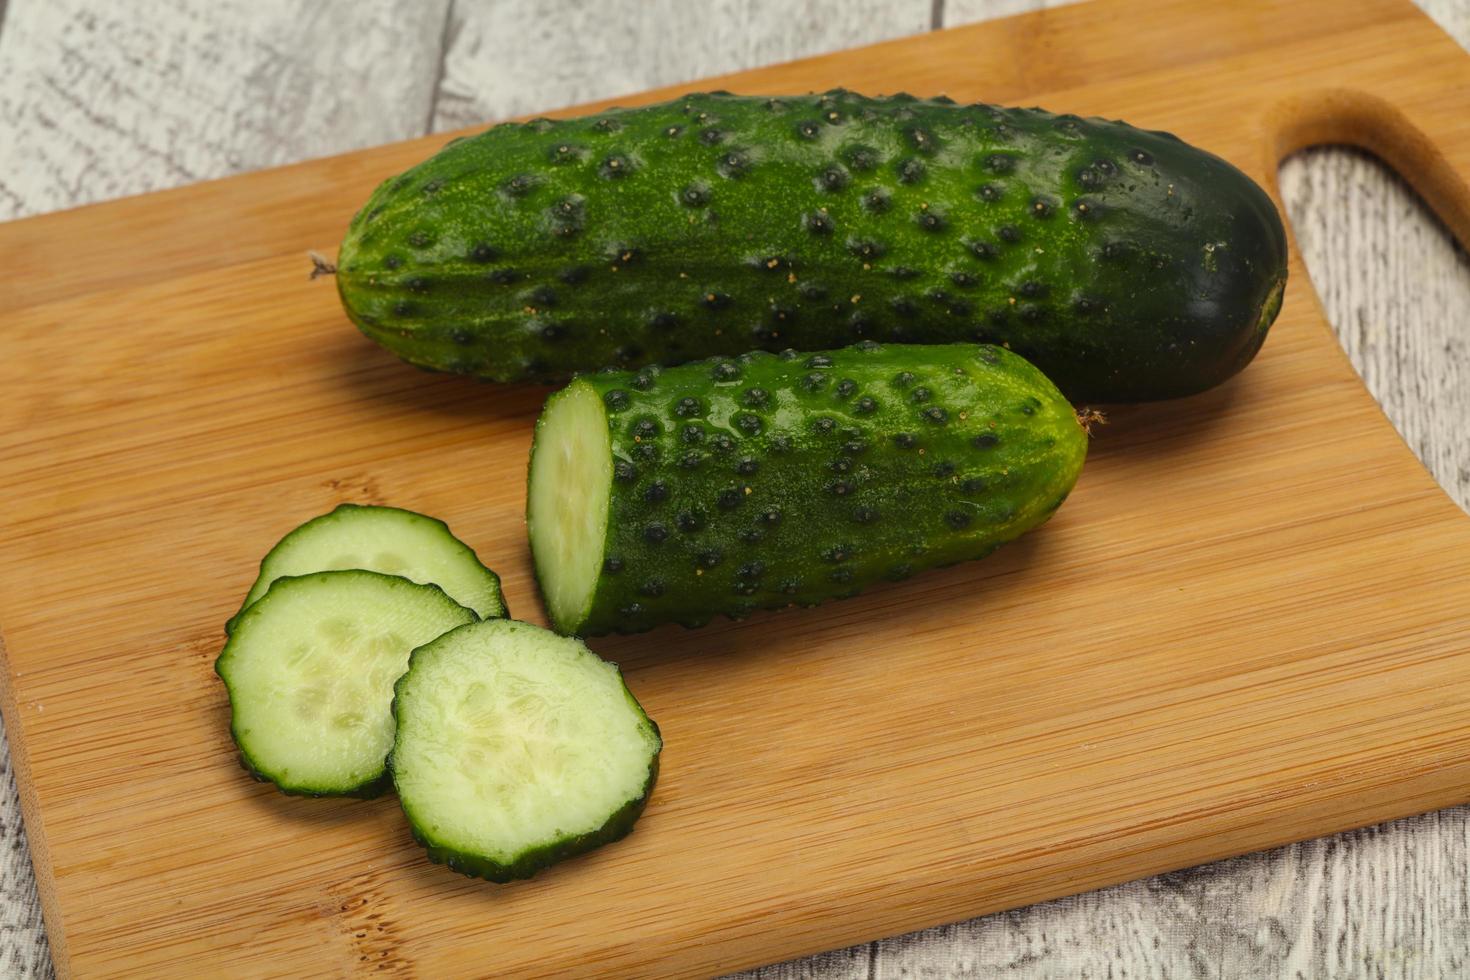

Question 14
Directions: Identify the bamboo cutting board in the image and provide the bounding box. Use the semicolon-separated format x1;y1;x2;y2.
4;0;1470;975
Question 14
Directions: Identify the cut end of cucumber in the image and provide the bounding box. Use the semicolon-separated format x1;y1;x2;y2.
391;619;660;881
527;380;612;635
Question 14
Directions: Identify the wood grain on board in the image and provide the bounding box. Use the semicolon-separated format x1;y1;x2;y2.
2;1;1470;980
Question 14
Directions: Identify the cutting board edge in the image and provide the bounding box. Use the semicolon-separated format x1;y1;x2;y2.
0;634;70;978
705;769;1470;980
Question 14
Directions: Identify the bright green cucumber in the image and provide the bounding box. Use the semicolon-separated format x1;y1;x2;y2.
527;342;1086;636
389;619;661;881
215;570;477;797
337;89;1287;401
227;504;506;633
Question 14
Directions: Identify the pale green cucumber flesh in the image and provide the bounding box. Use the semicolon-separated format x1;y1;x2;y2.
228;504;506;633
216;570;477;796
389;619;661;882
526;382;613;633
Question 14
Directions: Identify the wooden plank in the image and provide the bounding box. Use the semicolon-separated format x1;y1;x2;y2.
0;0;451;222
1281;147;1470;512
431;0;933;133
2;1;1470;980
944;0;1082;27
1420;0;1470;42
0;717;50;979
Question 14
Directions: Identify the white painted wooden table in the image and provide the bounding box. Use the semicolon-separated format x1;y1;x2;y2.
2;1;1469;976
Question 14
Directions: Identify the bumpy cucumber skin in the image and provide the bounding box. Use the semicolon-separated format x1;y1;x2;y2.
396;757;659;883
387;626;662;882
338;90;1287;401
237;757;389;800
532;342;1087;636
215;570;477;798
225;503;507;635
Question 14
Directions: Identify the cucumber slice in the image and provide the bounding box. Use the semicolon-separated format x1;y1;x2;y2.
228;504;505;633
389;619;661;881
216;570;477;796
526;383;613;634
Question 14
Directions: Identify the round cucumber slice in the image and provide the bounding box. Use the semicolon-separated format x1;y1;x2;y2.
390;619;661;881
526;381;612;634
228;504;506;633
216;570;477;796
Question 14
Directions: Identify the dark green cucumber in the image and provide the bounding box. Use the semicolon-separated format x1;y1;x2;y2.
338;90;1287;401
527;342;1086;636
389;619;661;882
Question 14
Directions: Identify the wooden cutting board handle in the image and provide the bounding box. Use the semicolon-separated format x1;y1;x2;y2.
1267;82;1470;249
